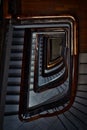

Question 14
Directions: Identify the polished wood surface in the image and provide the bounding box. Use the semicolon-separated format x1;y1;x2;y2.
3;0;87;52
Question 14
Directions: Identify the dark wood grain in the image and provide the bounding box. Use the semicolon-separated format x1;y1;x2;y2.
3;0;87;52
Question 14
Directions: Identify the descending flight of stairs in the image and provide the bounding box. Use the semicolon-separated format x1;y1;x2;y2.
1;25;87;130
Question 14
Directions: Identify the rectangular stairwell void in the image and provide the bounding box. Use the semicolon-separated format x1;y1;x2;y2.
13;15;78;121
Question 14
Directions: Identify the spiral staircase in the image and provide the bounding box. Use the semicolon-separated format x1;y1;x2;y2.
0;19;87;130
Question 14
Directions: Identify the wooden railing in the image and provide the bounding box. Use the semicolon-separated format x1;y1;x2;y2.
3;0;87;52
